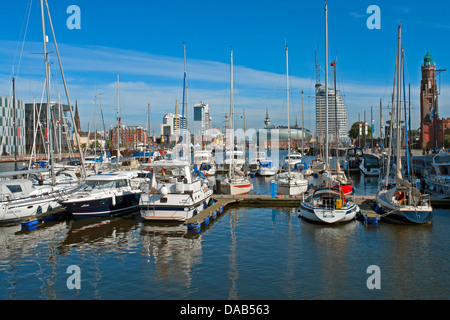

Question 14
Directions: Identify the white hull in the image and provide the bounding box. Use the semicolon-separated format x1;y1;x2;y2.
298;187;359;224
257;167;277;176
276;172;308;196
140;188;212;221
0;180;76;223
1;196;62;223
277;181;308;196
299;199;358;224
221;177;252;195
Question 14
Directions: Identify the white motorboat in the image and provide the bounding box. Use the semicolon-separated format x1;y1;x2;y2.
424;151;450;195
283;152;304;171
61;170;148;219
193;149;216;177
249;152;267;174
257;159;277;176
139;160;213;221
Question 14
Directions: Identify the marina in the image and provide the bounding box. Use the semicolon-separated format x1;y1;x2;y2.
0;167;448;300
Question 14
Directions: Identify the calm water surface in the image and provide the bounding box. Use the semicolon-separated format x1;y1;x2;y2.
0;156;448;300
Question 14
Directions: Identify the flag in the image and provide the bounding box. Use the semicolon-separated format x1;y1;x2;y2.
330;62;335;66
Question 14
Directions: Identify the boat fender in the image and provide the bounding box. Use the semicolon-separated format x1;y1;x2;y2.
112;194;116;206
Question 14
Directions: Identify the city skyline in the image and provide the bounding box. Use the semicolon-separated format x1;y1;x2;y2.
0;1;449;138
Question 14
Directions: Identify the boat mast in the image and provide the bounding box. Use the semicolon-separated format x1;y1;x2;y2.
332;60;339;174
12;77;18;171
117;72;121;161
286;44;291;178
395;27;402;181
40;0;55;186
385;25;400;188
180;42;187;160
402;46;410;179
229;47;234;178
301;90;305;159
324;2;329;170
148;103;151;163
43;0;86;179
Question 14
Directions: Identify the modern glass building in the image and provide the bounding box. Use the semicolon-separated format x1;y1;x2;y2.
0;96;26;156
315;83;348;143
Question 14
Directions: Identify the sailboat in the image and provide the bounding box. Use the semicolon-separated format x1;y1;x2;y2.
0;0;82;223
373;26;432;224
299;2;359;223
276;45;308;196
221;47;253;195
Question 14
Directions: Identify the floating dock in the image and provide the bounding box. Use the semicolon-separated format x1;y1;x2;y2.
357;199;380;225
185;198;237;232
19;207;68;230
185;193;380;231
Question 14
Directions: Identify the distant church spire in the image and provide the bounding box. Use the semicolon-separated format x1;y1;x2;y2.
264;107;271;128
74;100;81;133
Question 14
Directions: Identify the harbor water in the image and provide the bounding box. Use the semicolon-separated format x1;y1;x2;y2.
0;155;448;300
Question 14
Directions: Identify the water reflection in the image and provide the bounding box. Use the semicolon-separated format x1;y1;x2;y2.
140;221;203;295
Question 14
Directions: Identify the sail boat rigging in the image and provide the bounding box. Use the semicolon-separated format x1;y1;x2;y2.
298;2;359;224
276;44;308;196
374;25;432;224
221;47;252;195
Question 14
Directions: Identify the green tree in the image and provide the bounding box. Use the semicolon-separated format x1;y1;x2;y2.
348;121;372;139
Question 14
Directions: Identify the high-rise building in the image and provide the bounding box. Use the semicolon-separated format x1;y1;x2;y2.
315;83;348;142
0;96;26;156
193;101;212;138
25;102;73;154
160;112;187;142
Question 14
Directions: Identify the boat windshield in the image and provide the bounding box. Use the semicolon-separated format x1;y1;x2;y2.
80;179;127;191
365;157;380;167
348;149;363;157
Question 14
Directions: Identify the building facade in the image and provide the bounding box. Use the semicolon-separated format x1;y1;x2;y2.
160;112;187;143
25;102;73;154
0;96;26;156
315;83;348;143
193;101;212;138
420;51;442;149
110;125;148;149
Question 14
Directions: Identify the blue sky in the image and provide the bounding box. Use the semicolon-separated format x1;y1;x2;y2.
0;0;449;137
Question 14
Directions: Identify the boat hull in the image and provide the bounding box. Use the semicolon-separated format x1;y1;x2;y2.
299;200;358;224
0;196;62;223
64;192;141;219
257;168;277;176
374;191;433;224
140;192;212;221
221;183;252;195
277;181;308;196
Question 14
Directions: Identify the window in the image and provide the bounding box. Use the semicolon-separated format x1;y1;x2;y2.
6;185;23;193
